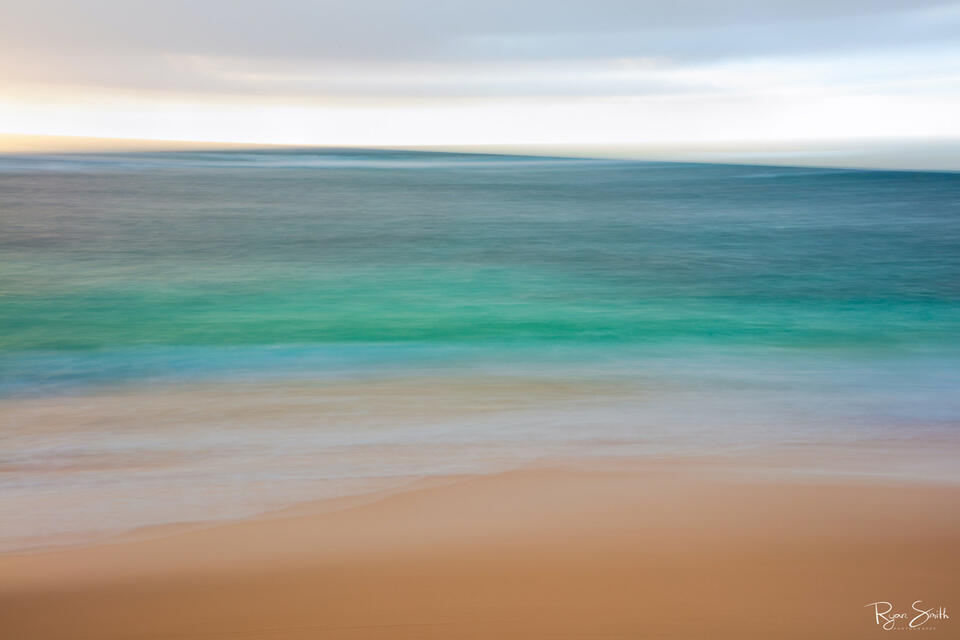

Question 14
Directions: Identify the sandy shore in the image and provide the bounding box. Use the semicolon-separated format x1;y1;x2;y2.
1;458;958;639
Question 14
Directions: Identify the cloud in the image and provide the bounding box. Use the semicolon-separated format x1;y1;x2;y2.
0;0;957;97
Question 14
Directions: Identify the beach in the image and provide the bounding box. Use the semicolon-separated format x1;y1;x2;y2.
2;453;958;639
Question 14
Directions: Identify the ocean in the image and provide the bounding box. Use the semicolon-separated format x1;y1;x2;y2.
2;148;959;549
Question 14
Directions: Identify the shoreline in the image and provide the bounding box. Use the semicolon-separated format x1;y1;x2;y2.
5;438;960;555
4;439;960;556
5;371;959;555
2;453;958;638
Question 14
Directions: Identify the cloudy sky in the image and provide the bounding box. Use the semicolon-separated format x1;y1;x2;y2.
1;0;959;150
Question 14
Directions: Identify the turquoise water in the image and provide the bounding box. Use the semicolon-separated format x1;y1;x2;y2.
2;150;958;393
1;149;959;547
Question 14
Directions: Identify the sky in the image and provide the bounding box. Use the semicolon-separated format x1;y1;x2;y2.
1;0;959;158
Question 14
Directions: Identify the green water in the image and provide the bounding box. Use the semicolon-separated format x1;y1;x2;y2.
1;150;958;419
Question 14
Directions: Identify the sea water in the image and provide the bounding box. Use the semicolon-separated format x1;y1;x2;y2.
1;149;958;549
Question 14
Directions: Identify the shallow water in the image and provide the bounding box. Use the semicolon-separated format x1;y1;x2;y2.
1;149;958;548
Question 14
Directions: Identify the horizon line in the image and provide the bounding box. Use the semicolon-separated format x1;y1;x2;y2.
2;132;959;172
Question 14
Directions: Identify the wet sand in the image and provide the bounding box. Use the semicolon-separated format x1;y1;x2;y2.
1;459;958;639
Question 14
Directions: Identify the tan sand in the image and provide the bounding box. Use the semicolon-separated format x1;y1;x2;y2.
1;460;958;639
